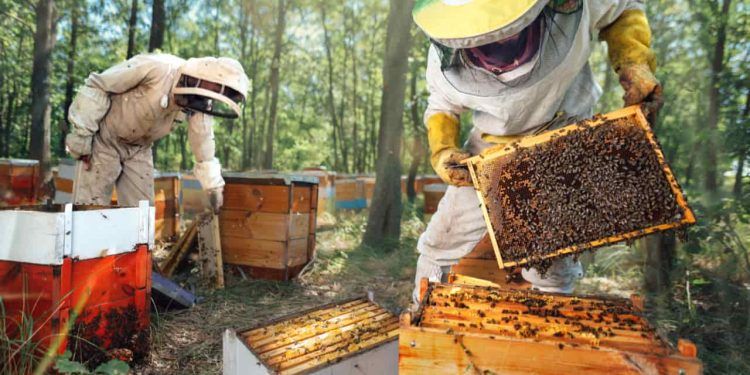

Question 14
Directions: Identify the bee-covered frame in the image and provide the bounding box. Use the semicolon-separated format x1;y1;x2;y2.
463;106;696;269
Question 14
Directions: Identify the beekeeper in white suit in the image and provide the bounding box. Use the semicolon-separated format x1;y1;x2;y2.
412;0;663;301
65;54;249;213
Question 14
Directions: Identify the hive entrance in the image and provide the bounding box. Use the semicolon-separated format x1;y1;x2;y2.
466;107;695;270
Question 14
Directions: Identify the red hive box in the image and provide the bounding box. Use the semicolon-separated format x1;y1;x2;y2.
0;202;155;365
0;158;39;206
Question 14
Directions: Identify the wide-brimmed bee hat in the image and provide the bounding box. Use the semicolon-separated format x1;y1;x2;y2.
413;0;581;49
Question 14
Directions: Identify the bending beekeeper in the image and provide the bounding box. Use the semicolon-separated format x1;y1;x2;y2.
65;54;249;213
412;0;663;301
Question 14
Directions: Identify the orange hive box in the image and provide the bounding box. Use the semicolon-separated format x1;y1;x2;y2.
220;173;318;280
223;296;399;375
154;172;181;240
400;281;703;374
464;106;695;269
423;182;447;215
0;158;39;206
0;202;154;367
300;168;337;222
357;176;376;206
335;178;366;210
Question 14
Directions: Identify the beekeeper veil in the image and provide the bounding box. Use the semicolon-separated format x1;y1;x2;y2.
173;57;250;118
413;0;584;96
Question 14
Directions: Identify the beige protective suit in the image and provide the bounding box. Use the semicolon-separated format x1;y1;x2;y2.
414;0;651;301
66;54;247;207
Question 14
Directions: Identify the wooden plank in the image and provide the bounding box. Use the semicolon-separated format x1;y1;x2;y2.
287;238;308;267
197;213;225;289
219;210;310;241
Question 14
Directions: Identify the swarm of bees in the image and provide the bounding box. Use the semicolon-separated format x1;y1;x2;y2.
476;117;686;273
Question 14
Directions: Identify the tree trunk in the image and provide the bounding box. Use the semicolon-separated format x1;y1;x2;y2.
263;0;286;170
62;0;80;157
703;0;731;194
320;6;340;171
148;0;165;52
362;0;414;246
126;0;138;58
733;90;749;198
29;0;56;188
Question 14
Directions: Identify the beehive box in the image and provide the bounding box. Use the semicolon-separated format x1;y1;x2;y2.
300;168;337;222
464;106;695;270
449;234;531;290
423;182;447;215
0;158;39;206
154;172;181;240
223;296;399;375
0;202;155;365
335;178;366;210
180;173;210;224
357;176;376;206
220;173;318;280
400;281;702;374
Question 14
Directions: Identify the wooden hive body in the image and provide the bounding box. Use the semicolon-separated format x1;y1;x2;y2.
220;173;318;280
0;203;155;365
423;182;447;215
356;176;376;207
223;297;399;375
464;106;695;269
180;173;210;223
0;158;39;206
154;172;181;240
334;178;366;210
400;281;702;374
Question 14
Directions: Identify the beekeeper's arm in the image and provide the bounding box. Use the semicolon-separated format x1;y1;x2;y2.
66;55;162;159
595;1;662;120
424;46;471;186
188;112;225;213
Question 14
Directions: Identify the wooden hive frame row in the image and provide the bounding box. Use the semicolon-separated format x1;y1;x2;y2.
223;296;399;375
400;280;702;375
464;106;696;269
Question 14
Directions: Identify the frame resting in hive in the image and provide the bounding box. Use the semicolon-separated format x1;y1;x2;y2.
400;280;702;374
223;295;398;375
464;106;696;271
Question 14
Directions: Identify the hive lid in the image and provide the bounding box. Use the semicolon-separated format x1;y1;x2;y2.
223;172;319;186
0;202;155;265
464;106;695;269
0;158;39;167
234;296;399;374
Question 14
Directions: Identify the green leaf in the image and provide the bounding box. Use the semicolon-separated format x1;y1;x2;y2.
94;359;130;375
55;351;91;374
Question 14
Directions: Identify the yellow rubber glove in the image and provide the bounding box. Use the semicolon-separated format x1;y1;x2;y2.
601;9;663;123
427;113;472;186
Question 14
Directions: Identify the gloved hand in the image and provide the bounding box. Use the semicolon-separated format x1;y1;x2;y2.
427;112;472;186
208;188;224;214
65;133;93;160
433;149;472;186
619;63;663;123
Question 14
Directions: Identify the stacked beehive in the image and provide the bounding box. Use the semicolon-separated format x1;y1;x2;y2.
0;158;39;206
0;202;154;366
401;281;702;374
357;176;376;206
335;176;366;210
219;173;318;280
223;297;399;375
300;168;337;225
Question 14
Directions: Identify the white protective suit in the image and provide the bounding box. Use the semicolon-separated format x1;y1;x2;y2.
66;54;239;207
415;0;647;300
